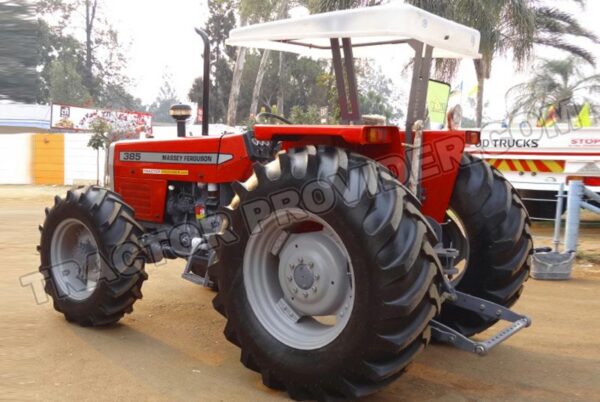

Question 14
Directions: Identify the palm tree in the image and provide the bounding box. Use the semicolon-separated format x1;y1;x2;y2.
508;57;600;122
406;0;598;127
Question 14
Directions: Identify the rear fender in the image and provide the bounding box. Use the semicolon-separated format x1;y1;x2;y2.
419;131;465;221
356;130;465;222
255;125;466;222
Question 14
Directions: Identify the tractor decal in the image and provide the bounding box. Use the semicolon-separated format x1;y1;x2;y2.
119;151;233;165
142;168;189;176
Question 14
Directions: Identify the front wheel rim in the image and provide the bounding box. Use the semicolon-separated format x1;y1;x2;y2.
50;218;101;301
243;209;355;350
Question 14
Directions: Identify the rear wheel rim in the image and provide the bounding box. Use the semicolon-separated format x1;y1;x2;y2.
443;209;470;283
243;209;355;350
50;218;101;301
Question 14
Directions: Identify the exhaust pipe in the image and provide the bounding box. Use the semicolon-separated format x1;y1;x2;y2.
195;28;210;136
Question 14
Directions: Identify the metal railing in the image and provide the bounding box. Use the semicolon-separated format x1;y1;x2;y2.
530;180;599;280
564;180;600;252
518;181;564;223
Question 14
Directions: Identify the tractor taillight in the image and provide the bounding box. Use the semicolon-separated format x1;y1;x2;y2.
465;130;481;145
364;127;392;144
584;177;600;187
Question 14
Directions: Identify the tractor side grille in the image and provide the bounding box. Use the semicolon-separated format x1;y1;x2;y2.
118;179;152;218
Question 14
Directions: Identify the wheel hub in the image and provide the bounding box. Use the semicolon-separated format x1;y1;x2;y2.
278;232;349;317
292;263;315;290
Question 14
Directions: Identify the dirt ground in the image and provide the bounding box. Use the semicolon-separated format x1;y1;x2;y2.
2;185;599;402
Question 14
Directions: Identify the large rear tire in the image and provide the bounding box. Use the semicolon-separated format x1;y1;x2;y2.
210;147;442;400
439;155;533;336
39;186;147;326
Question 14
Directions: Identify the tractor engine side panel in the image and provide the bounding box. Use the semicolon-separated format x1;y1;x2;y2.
112;134;252;223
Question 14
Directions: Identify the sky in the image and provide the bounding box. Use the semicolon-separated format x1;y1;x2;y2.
100;0;600;120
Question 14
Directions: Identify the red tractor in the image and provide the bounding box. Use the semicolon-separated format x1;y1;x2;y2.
39;4;532;400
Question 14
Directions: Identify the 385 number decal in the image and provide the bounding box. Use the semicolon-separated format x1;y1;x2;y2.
120;152;141;161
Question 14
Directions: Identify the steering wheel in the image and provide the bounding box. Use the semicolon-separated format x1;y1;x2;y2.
256;112;293;125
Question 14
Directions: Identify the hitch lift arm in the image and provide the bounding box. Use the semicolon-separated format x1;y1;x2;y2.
431;257;531;356
431;289;531;356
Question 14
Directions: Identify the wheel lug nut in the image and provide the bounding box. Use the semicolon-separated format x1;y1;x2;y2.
293;287;298;293
298;258;304;264
312;286;317;292
308;262;314;268
314;273;320;280
303;292;309;298
287;275;293;281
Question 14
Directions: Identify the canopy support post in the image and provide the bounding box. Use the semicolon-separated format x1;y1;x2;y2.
404;41;433;199
330;38;361;124
405;40;433;144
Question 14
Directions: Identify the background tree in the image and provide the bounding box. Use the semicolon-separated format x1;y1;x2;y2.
189;0;236;124
149;73;180;123
47;57;92;105
227;0;284;125
37;19;86;103
37;0;136;109
247;0;287;118
0;1;39;103
83;0;98;97
289;105;322;124
238;51;280;118
358;63;404;124
406;0;598;126
87;117;111;185
508;57;600;122
227;45;247;125
189;0;407;126
311;0;381;12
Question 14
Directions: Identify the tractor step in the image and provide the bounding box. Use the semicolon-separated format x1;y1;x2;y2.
431;291;531;355
181;237;216;288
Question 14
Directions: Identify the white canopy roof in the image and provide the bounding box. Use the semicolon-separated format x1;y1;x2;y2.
227;3;481;59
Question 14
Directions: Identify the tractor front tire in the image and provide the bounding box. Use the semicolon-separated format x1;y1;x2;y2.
439;155;533;336
39;186;147;326
211;147;442;400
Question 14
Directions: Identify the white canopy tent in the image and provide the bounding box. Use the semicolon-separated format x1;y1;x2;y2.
227;3;481;59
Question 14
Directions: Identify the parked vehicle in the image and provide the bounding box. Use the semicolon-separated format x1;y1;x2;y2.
38;4;532;400
468;125;600;218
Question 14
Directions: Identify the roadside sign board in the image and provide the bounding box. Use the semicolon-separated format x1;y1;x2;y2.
50;104;152;137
